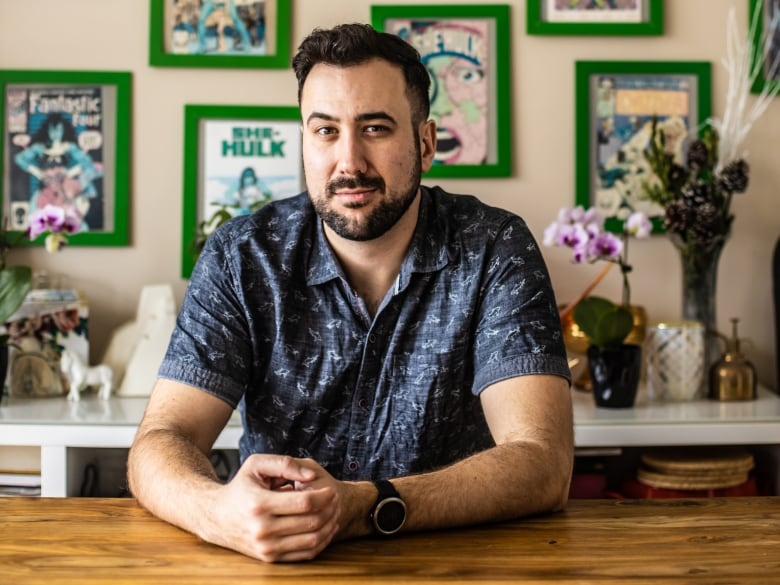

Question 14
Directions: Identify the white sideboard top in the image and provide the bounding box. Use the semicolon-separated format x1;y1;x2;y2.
572;385;780;446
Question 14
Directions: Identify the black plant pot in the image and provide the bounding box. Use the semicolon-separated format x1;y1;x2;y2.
586;344;642;408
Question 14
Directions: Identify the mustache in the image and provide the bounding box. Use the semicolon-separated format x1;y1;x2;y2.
327;173;385;195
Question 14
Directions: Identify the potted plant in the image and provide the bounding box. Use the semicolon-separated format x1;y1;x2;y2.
544;205;650;407
573;295;642;408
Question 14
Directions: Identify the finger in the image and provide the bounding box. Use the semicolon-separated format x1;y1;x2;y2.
251;509;340;563
257;486;338;518
243;454;319;484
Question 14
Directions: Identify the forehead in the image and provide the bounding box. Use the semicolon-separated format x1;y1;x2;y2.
300;59;411;121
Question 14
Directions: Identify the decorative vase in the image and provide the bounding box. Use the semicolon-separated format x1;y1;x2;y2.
672;235;726;372
586;344;642;408
645;320;705;401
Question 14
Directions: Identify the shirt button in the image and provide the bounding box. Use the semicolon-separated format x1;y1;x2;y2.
347;460;359;472
368;333;376;343
358;398;367;408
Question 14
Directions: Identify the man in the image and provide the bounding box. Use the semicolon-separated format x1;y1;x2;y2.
128;23;573;563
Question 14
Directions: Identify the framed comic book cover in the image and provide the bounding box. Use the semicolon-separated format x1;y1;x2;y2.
149;0;291;69
574;60;711;233
527;0;664;36
0;69;131;246
748;0;780;94
371;4;512;178
182;104;303;278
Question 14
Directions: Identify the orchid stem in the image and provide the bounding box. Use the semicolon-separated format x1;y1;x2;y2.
559;263;615;321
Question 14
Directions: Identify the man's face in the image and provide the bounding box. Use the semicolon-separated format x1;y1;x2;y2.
300;58;435;242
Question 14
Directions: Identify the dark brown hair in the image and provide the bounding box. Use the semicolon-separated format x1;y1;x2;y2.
292;23;430;125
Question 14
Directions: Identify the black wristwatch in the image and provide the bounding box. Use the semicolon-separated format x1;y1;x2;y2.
370;479;407;536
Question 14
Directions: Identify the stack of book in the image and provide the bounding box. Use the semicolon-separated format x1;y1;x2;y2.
0;470;41;497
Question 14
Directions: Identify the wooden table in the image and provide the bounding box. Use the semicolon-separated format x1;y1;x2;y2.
2;497;779;584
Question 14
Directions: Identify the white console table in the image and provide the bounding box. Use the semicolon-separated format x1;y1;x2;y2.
1;386;778;496
572;386;780;447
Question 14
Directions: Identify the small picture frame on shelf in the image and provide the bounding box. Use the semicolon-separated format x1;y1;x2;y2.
527;0;664;36
371;4;512;178
148;0;291;69
181;104;303;278
748;0;780;95
574;60;711;233
0;69;131;246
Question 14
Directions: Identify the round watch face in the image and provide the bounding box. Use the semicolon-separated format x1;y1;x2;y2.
374;497;406;535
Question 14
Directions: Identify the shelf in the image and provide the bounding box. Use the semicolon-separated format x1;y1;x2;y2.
573;385;780;447
0;395;242;449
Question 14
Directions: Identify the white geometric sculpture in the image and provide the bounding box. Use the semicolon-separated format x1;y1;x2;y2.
101;284;177;397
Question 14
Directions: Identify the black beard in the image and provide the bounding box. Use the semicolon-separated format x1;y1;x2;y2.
312;166;421;242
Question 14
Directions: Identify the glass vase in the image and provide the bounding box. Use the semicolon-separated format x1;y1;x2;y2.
672;235;726;372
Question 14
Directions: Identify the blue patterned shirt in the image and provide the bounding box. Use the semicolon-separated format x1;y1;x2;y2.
158;186;570;481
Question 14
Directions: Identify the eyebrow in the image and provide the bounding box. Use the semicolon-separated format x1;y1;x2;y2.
305;111;398;126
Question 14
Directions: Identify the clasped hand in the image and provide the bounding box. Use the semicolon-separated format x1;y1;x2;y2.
207;453;342;562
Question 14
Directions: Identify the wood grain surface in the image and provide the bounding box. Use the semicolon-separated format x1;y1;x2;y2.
2;497;779;584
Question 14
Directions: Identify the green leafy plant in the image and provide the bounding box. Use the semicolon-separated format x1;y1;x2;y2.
572;296;634;350
191;196;272;260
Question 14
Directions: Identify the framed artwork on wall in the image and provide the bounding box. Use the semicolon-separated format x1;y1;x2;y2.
574;60;711;233
527;0;664;36
181;104;302;278
149;0;291;69
748;0;780;94
0;69;131;246
371;4;512;178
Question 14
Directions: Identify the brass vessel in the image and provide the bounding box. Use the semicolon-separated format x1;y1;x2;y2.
709;318;757;401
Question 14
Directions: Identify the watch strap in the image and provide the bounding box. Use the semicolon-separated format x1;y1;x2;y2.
374;479;400;500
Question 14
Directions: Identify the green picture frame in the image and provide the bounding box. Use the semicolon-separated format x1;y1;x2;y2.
527;0;664;36
748;0;780;95
149;0;291;69
371;4;512;178
575;60;711;233
0;69;131;246
181;104;302;278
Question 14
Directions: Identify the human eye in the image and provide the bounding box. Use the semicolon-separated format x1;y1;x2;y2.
363;123;391;136
313;125;337;138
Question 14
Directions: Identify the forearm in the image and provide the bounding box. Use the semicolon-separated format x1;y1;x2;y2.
338;438;573;540
127;428;223;540
397;439;572;530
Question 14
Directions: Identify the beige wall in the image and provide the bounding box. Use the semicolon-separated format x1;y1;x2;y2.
1;0;778;391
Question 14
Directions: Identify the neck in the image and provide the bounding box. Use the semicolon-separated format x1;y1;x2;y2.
325;192;420;316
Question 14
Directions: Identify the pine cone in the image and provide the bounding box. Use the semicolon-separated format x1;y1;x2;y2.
686;140;709;170
681;180;714;209
691;202;723;244
717;159;750;193
664;200;693;234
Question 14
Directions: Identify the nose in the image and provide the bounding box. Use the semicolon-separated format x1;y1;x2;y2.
336;130;368;175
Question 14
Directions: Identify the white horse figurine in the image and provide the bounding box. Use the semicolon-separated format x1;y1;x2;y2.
60;349;114;401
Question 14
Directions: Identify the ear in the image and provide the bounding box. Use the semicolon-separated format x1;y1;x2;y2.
419;119;437;173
